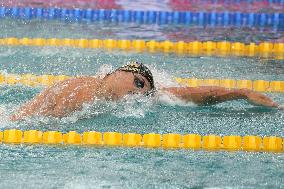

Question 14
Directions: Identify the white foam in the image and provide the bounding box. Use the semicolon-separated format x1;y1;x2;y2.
146;64;179;89
95;64;114;79
0;106;9;127
0;104;19;128
156;91;197;107
114;93;155;118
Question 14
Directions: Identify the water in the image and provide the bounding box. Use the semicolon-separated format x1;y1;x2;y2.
0;44;283;188
0;146;283;189
0;18;283;42
0;11;284;189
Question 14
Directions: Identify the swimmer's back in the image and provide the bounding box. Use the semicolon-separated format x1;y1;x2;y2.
11;76;102;120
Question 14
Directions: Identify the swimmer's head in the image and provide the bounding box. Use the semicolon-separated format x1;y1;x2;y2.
102;62;155;99
116;62;155;90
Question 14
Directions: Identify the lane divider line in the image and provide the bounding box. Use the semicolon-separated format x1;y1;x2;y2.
0;38;283;59
0;7;283;27
0;73;283;93
1;129;283;153
175;78;284;93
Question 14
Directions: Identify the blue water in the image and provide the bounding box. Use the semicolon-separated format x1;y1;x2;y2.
0;17;283;189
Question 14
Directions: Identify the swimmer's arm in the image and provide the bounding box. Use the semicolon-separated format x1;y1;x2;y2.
10;93;45;121
162;86;279;108
10;87;62;121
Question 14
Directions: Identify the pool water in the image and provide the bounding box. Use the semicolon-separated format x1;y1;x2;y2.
0;145;283;188
0;16;283;189
1;18;283;42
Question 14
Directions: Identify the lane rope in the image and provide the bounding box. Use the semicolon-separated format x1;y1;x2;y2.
0;73;283;93
0;7;283;28
175;78;284;93
1;129;283;153
1;38;284;59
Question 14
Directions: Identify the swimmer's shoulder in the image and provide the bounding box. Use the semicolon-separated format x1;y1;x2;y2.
59;76;101;85
50;76;102;92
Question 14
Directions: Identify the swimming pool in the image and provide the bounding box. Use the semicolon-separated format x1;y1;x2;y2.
0;2;284;188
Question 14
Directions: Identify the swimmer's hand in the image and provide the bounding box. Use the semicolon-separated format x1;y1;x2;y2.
243;90;279;108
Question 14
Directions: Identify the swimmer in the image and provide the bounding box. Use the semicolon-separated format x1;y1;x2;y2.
10;62;283;121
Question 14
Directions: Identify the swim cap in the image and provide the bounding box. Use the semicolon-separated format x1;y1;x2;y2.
117;62;155;90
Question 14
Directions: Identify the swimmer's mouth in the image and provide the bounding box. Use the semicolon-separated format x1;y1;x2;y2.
145;89;156;96
128;90;155;96
128;91;138;95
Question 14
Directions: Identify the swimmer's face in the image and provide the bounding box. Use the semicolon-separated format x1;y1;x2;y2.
105;71;152;99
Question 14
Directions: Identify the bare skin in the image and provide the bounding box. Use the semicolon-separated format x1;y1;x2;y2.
10;71;281;121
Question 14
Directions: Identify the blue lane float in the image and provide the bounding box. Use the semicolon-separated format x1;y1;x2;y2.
0;7;283;28
171;0;284;3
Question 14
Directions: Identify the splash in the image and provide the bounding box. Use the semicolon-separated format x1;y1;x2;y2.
145;64;196;106
146;64;179;89
95;64;114;79
156;91;196;107
0;104;20;129
113;93;155;118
